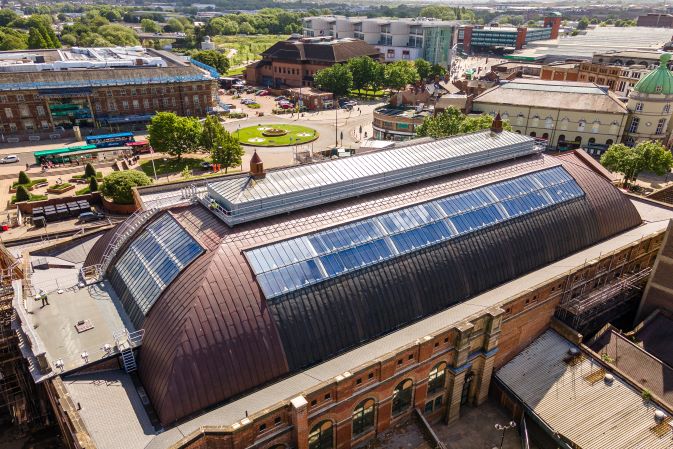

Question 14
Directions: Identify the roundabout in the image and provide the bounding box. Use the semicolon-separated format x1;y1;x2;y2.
234;124;319;147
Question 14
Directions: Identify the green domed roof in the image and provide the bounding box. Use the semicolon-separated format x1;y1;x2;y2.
633;53;673;95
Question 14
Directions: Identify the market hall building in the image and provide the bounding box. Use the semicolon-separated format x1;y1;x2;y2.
13;120;672;449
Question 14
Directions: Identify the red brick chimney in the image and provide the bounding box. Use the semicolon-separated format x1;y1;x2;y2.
249;150;265;179
491;113;503;134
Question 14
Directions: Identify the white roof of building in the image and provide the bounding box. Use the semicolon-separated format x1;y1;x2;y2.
496;330;673;449
207;130;538;225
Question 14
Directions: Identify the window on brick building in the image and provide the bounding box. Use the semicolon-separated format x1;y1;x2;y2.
16;94;23;102
392;379;413;415
122;101;129;111
352;399;375;437
108;101;116;112
18;104;29;118
95;103;102;113
133;100;140;109
4;108;12;119
0;95;7;102
427;362;447;394
144;99;150;109
36;105;45;116
274;417;281;426
9;123;16;132
368;372;374;379
41;121;49;129
308;421;333;449
120;89;127;95
153;98;159;108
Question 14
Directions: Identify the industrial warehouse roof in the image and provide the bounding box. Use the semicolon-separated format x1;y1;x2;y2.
83;144;642;426
260;37;381;63
207;130;537;225
496;330;673;449
473;79;628;113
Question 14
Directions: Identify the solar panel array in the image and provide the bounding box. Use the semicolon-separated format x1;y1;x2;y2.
110;214;204;320
245;166;584;299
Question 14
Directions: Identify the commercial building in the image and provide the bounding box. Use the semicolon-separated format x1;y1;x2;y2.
458;13;561;53
245;36;381;89
472;79;629;154
577;61;651;98
0;47;218;141
12;117;673;449
301;16;455;66
623;54;673;145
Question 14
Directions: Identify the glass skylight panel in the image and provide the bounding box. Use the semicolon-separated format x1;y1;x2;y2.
245;166;584;299
110;214;204;320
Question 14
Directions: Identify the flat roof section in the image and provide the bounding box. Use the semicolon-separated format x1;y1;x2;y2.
497;329;673;449
19;254;135;378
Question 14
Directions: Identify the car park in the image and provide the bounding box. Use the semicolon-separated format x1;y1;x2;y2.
0;155;19;164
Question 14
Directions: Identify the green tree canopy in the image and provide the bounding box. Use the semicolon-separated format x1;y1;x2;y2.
414;59;433;81
97;24;139;46
347;56;380;93
101;171;152;204
416;108;511;138
314;63;353;98
165;17;185;33
0;9;18;27
89;176;99;193
15;185;29;202
419;5;456;20
84;163;97;179
577;16;590;30
148;112;204;161
192;50;229;74
141;18;161;33
18;171;30;185
384;60;419;92
212;131;244;174
0;27;28;50
600;141;673;185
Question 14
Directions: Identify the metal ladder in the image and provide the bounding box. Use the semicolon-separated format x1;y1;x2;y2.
113;329;144;374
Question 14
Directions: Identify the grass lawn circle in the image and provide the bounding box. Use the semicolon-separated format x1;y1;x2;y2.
234;124;318;147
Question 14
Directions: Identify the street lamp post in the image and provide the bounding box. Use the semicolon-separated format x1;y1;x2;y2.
493;421;516;449
335;99;338;147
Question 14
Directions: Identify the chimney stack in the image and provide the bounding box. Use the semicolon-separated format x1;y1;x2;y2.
249;150;265;179
491;113;503;134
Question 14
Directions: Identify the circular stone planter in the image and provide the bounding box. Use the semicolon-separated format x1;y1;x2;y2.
262;128;288;137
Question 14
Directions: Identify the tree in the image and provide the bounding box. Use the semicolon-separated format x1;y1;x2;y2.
347;56;380;94
60;33;77;47
201;115;225;152
384;61;419;92
148;112;203;161
577;16;590;30
28;27;47;49
0;27;28;50
416;108;511;138
141;19;161;33
0;9;18;27
84;163;97;179
314;64;353;98
239;22;254;34
89;176;99;193
601;141;673;186
97;24;139;46
15;185;29;202
212;131;244;174
192;50;229;74
101;171;152;204
18;171;30;185
164;17;184;33
415;59;433;81
419;5;457;20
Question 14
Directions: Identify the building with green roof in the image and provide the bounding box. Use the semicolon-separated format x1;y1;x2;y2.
624;53;673;145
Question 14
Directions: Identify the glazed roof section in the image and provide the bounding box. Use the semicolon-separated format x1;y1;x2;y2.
207;130;539;226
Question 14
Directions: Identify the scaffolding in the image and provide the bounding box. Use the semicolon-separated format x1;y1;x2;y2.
556;266;652;333
0;245;44;428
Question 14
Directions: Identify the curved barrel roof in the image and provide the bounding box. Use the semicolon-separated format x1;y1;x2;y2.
93;151;641;426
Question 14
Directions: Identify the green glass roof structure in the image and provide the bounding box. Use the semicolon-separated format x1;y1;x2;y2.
633;53;673;95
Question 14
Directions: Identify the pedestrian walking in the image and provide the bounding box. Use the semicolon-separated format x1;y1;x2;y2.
37;290;49;307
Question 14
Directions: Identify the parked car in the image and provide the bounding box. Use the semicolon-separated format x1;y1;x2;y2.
279;102;294;109
0;155;19;164
275;96;288;102
200;161;212;169
257;90;270;96
241;99;256;104
78;212;105;223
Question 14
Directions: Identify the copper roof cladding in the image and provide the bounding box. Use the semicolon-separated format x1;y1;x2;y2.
134;152;641;426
